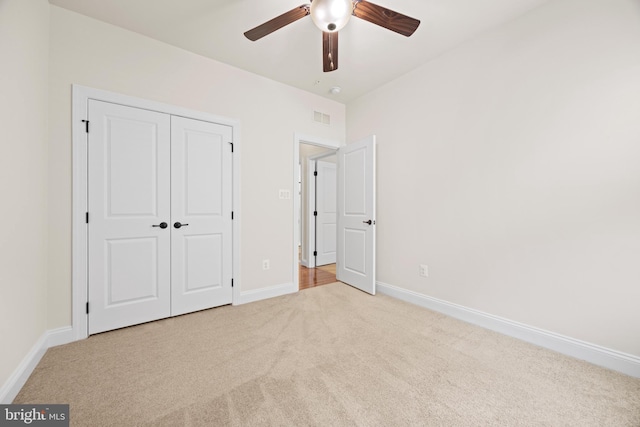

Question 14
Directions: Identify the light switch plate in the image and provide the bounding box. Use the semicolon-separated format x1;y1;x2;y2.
279;189;291;200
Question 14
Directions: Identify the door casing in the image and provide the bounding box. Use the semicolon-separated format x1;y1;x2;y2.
72;85;241;341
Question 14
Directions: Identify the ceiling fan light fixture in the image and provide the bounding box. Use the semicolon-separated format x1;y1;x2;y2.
244;0;420;73
310;0;353;32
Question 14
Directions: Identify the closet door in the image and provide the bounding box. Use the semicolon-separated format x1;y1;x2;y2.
87;100;171;334
170;116;233;315
315;160;337;266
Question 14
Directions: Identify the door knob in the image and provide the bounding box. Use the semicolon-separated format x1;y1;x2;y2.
152;222;168;229
174;222;189;229
363;220;372;225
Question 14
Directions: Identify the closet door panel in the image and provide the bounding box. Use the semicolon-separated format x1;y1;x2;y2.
87;100;171;334
171;116;233;315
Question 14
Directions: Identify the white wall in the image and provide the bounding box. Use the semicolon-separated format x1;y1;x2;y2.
347;0;640;357
47;6;345;329
0;0;50;392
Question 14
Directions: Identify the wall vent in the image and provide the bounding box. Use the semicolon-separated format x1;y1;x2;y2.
313;110;330;125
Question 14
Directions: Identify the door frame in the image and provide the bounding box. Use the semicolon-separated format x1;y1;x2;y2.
293;133;341;289
72;85;241;341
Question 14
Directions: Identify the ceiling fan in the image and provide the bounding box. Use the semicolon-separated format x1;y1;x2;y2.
244;0;420;72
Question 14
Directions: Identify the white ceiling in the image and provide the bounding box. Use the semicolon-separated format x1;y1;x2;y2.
48;0;551;103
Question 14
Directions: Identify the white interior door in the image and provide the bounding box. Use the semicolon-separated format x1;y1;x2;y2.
336;136;376;295
315;160;337;266
170;116;233;315
87;100;171;334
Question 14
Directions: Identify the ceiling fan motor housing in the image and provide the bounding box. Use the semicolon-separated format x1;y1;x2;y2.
311;0;353;32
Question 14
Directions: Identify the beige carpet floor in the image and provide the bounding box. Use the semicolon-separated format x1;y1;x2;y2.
15;282;640;426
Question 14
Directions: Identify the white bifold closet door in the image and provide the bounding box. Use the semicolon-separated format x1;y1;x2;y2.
87;100;232;334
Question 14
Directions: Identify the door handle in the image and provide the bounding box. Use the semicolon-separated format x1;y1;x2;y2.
174;222;189;229
152;222;168;229
363;220;373;225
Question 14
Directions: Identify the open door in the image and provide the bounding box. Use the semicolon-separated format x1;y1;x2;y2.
336;135;376;295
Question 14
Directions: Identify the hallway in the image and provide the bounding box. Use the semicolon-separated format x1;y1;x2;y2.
299;264;337;290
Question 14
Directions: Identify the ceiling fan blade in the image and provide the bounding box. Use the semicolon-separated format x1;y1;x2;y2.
352;0;420;37
322;31;339;72
244;5;310;41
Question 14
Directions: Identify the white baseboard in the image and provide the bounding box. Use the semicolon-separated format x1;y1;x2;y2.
235;282;298;305
377;281;640;379
0;335;47;404
46;326;75;348
0;326;74;404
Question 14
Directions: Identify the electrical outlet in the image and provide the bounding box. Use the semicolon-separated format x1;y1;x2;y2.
419;264;429;277
262;259;270;270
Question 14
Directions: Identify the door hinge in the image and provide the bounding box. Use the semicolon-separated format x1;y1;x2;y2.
231;278;234;288
82;119;89;133
85;212;89;223
313;251;317;257
314;171;318;176
86;302;89;314
228;142;234;153
313;211;317;216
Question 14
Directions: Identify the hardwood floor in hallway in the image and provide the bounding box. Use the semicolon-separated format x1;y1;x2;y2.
299;264;337;290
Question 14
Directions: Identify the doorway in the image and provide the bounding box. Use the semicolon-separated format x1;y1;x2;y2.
299;143;337;290
293;133;377;294
293;134;340;290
